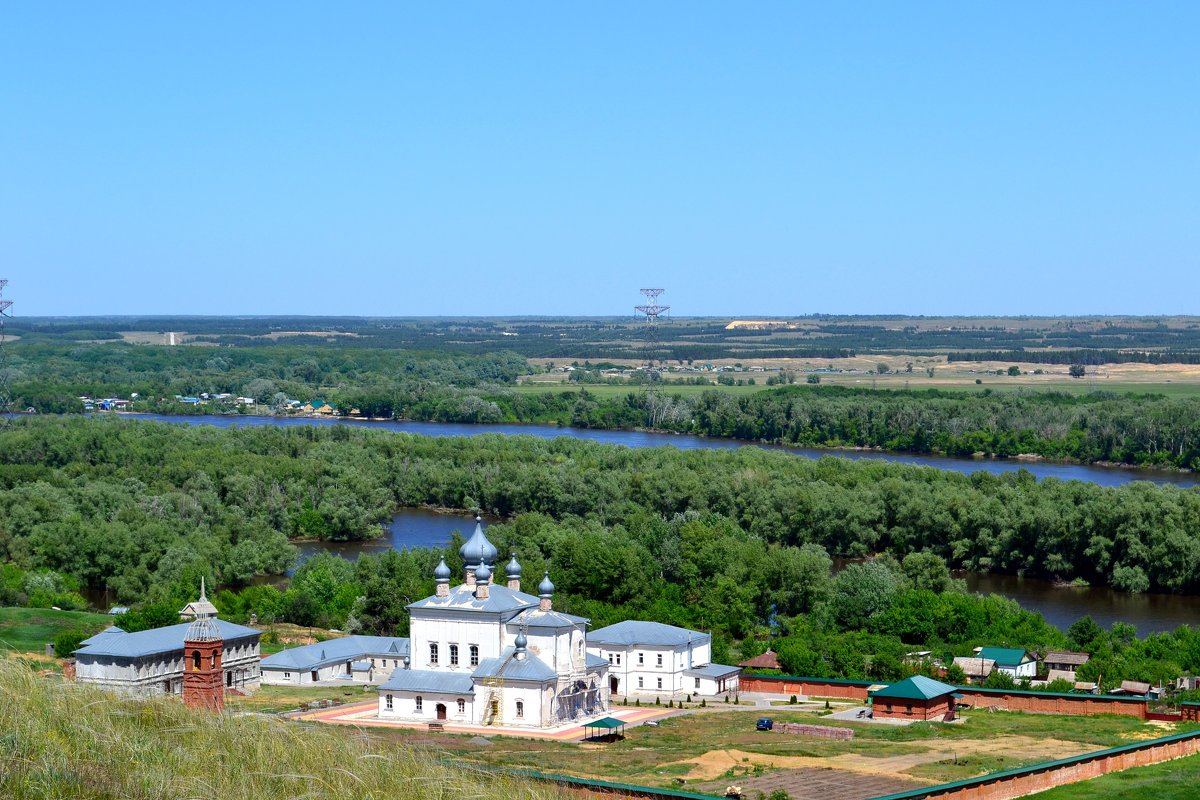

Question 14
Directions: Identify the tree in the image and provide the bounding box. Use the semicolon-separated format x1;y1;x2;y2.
831;562;901;631
983;669;1016;689
901;552;953;593
1066;615;1104;653
876;363;891;374
806;374;820;385
1007;366;1021;376
944;663;968;684
1069;364;1087;378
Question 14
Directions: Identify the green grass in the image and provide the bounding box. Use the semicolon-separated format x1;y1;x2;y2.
227;683;377;714
0;606;111;654
512;381;774;397
1034;752;1200;800
0;661;560;800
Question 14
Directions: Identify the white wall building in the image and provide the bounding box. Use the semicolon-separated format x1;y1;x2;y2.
72;583;261;697
260;635;410;685
376;518;609;729
587;620;740;698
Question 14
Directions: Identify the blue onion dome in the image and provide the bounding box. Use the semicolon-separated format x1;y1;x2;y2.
433;558;451;581
538;571;555;598
506;553;522;580
475;563;492;584
459;515;499;566
514;629;528;651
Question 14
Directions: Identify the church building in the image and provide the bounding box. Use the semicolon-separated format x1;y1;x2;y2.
377;517;609;728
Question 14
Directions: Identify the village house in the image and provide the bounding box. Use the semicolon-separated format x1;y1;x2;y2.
975;647;1037;679
586;620;740;698
738;649;781;671
953;655;995;683
1043;650;1090;675
869;675;961;722
72;581;260;697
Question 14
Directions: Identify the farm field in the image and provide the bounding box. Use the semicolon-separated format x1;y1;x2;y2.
415;707;1193;795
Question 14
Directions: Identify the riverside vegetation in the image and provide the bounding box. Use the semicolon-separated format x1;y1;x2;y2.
5;417;1200;691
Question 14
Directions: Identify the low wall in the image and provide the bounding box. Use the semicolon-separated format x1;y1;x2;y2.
740;674;871;700
870;729;1200;800
774;722;854;740
742;674;1149;718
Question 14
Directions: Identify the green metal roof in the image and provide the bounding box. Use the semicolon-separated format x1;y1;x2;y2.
583;717;626;730
978;646;1030;666
870;675;958;701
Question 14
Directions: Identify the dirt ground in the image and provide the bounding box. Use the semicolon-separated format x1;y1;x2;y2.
670;734;1094;781
695;767;923;800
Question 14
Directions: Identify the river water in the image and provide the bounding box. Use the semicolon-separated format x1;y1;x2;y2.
113;413;1200;633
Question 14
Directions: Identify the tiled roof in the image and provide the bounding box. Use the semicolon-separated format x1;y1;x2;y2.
684;663;741;679
260;636;409;671
379;669;474;695
473;648;558;682
73;620;259;659
408;582;540;614
588;621;709;648
872;675;958;701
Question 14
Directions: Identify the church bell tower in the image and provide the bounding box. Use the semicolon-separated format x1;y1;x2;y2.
180;579;224;712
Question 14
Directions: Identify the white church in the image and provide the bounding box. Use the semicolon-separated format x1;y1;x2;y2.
377;518;610;729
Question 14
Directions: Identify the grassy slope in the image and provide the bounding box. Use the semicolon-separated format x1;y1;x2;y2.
0;662;560;800
0;607;111;654
1034;752;1200;800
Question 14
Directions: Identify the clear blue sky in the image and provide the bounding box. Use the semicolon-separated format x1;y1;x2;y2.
3;2;1197;317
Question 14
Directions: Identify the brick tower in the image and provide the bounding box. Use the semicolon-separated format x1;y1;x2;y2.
180;579;224;712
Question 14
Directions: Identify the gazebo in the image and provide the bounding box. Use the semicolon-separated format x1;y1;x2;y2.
582;716;626;742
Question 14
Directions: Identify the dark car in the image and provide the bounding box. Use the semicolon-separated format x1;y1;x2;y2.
755;717;773;731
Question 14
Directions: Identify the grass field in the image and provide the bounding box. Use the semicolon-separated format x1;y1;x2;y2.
1034;751;1200;800
422;707;1191;790
227;683;378;714
0;606;111;654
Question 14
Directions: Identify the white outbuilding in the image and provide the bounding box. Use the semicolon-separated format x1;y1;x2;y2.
586;620;740;699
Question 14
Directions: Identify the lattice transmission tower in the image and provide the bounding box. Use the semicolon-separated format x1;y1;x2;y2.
0;280;12;423
633;288;671;427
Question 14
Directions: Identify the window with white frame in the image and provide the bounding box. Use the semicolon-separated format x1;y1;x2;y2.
638;677;643;688
638;652;644;665
470;644;479;666
657;677;663;689
516;700;524;718
284;672;290;679
415;696;423;712
450;644;459;666
695;677;701;689
385;694;393;710
656;653;663;667
429;643;438;665
616;653;621;665
457;698;465;713
608;653;614;664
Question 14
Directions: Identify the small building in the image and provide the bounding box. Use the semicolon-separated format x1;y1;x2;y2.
975;647;1036;679
738;649;781;671
1111;680;1152;698
1043;650;1090;675
587;620;739;698
260;635;410;685
953;655;995;682
870;675;961;721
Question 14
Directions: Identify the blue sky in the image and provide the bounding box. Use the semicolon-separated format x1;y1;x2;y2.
3;3;1197;316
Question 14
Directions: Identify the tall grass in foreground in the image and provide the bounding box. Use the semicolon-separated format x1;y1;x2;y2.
0;662;562;800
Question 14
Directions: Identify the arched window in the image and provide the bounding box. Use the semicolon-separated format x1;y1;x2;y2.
210;652;216;669
457;698;465;714
415;696;423;712
469;645;479;666
515;700;524;718
449;644;459;666
191;650;201;670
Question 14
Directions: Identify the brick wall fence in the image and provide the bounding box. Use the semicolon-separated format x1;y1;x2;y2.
869;729;1200;800
773;722;854;740
740;674;1149;718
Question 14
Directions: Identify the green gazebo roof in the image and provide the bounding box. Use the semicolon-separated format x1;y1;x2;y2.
584;717;626;730
871;675;958;701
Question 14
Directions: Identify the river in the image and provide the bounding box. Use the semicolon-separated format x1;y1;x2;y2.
119;413;1199;488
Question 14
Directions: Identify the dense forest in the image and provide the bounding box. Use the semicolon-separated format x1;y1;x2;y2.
6;415;1200;691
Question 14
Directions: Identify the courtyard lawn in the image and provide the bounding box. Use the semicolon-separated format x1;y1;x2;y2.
1033;751;1200;800
0;607;111;654
226;683;377;714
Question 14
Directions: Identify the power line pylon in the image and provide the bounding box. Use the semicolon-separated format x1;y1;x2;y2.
633;288;670;426
0;280;12;424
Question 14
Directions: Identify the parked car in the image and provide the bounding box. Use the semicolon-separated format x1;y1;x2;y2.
755;717;773;731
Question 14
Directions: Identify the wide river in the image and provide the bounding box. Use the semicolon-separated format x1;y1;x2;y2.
121;414;1200;634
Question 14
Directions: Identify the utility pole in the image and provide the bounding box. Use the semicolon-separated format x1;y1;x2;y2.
634;288;670;427
0;280;12;423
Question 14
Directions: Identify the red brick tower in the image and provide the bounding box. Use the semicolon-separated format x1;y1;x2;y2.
180;579;224;712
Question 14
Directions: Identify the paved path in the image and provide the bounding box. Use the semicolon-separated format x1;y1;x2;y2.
294;701;680;741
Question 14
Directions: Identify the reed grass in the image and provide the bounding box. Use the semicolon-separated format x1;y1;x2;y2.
0;661;561;800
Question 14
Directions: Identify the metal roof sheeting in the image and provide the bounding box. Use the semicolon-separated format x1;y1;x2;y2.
588;621;709;648
871;675;958;702
73;620;259;659
473;648;558;682
683;663;741;679
379;669;475;695
260;635;410;671
408;583;540;614
978;646;1031;666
